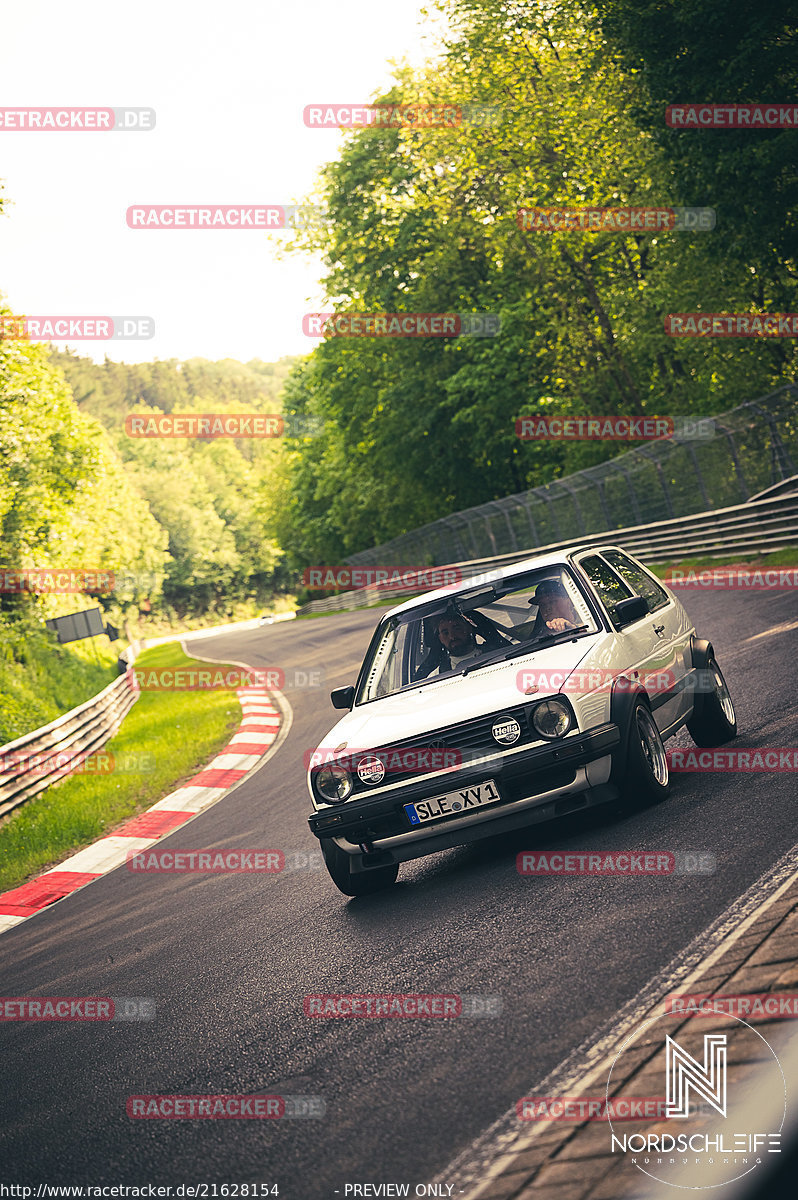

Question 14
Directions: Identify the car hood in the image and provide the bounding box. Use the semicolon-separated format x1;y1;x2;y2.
316;634;602;755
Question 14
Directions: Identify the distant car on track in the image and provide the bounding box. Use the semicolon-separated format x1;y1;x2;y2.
306;545;737;895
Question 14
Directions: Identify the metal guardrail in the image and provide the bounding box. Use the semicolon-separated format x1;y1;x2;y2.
0;666;141;820
0;610;293;821
345;385;798;568
748;473;798;501
296;490;798;616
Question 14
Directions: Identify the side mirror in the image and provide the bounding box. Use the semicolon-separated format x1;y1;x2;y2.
615;595;649;626
331;685;355;710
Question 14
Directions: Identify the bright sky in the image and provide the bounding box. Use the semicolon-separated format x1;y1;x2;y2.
0;0;442;365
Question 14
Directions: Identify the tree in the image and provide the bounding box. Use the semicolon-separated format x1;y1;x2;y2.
276;0;796;559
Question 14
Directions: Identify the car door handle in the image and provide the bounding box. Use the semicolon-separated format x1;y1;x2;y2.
653;624;665;637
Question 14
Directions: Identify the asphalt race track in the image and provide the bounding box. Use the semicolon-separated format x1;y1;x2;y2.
1;588;796;1197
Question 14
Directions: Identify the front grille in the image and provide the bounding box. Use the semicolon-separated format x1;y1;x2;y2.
346;703;539;795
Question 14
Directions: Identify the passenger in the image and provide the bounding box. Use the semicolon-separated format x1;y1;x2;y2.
514;579;581;640
533;579;581;633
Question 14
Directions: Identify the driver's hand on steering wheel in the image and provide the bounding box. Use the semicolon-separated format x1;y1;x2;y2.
545;617;576;632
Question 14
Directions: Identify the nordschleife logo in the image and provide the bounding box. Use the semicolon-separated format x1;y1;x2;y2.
606;1012;785;1190
665;1033;727;1119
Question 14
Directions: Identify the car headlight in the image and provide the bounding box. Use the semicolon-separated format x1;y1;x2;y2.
532;699;572;739
314;762;353;803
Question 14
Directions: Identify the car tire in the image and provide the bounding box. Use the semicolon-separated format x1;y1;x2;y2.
687;655;737;747
622;698;671;805
320;837;399;896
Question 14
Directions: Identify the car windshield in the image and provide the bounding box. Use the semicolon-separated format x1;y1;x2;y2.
354;566;599;703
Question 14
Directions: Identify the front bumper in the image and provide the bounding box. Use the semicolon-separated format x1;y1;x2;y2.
308;722;621;869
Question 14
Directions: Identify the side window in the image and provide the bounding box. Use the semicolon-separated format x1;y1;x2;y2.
578;555;633;629
603;550;670;613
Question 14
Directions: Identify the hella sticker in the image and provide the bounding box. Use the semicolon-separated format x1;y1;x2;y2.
491;717;521;746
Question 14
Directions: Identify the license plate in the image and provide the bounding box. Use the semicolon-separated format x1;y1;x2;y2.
404;779;501;826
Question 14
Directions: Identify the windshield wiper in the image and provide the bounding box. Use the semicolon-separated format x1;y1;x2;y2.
502;624;589;659
461;625;590;676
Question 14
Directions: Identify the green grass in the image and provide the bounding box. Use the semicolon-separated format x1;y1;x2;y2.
648;545;798;576
0;641;242;893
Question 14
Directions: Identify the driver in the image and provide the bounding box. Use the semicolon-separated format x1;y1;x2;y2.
413;607;503;680
435;614;484;667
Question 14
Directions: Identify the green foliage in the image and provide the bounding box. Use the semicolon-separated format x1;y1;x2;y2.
51;351;296;428
1;312;169;615
0;319;299;640
52;351;298;616
592;0;798;272
275;0;798;562
0;605;117;744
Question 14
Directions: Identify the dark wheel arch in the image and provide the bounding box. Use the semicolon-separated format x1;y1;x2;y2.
687;638;737;747
688;636;715;724
609;679;671;805
608;675;649;792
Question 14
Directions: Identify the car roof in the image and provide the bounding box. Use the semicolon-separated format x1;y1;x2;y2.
383;543;626;618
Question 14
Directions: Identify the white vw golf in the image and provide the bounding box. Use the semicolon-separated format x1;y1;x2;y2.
307;545;737;895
